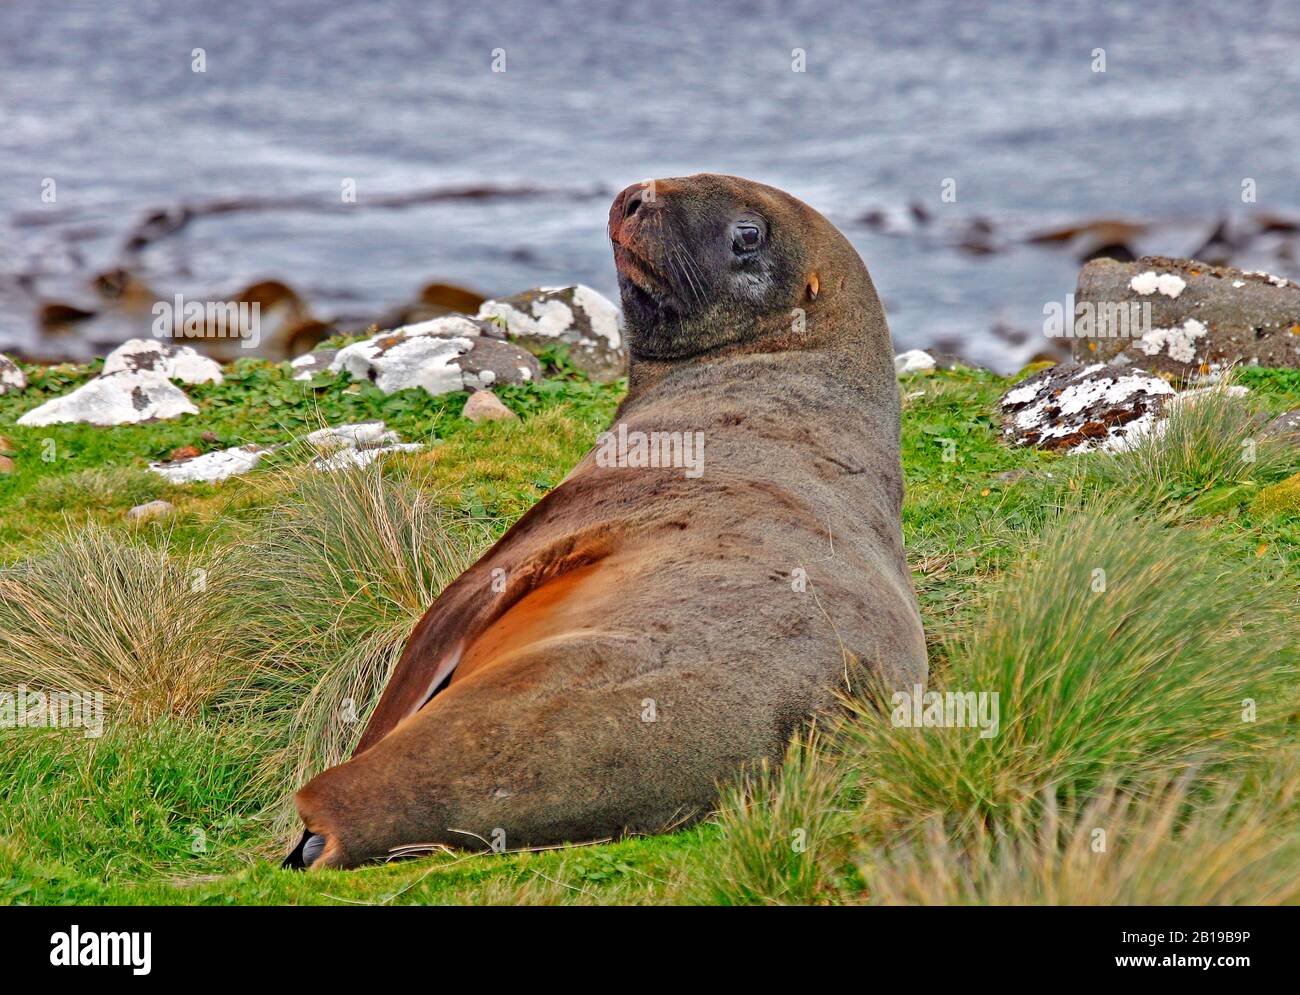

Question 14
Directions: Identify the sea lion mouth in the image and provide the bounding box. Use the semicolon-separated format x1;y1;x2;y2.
611;239;670;293
611;238;683;322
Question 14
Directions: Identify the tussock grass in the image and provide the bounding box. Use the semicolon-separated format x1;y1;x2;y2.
0;526;258;722
687;733;853;905
857;766;1300;905
838;509;1297;836
241;460;490;826
1090;376;1297;506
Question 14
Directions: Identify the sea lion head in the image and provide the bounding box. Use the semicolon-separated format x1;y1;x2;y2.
608;173;882;362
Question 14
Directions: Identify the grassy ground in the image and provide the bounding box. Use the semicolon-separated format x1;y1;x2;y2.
1;353;1297;905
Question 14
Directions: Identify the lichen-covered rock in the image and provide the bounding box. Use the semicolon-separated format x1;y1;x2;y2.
894;349;936;374
102;338;224;384
149;444;270;484
1070;256;1300;375
462;389;517;423
289;349;339;381
17;371;199;427
999;362;1175;452
0;353;26;395
478;285;625;383
330;318;539;396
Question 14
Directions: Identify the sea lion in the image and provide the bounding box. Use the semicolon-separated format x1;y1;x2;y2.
285;173;927;869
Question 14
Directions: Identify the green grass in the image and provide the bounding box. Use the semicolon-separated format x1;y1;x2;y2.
0;355;1297;905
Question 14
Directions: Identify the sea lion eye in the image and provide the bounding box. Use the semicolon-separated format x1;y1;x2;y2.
731;222;763;254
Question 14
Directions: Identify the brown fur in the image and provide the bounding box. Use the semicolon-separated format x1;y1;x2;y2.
288;174;927;868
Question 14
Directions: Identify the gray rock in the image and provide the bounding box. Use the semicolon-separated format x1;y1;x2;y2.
126;499;177;522
478;285;625;382
102;338;224;384
1069;256;1300;375
0;353;26;395
1260;408;1300;442
17;370;199;427
330;317;539;396
999;362;1175;453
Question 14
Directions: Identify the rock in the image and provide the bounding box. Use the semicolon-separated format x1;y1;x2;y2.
169;445;202;461
0;353;26;394
330;317;539;396
301;420;423;471
999;362;1176;453
17;370;199;427
149;444;270;484
305;421;398;452
289;349;339;381
894;349;936;374
477;285;625;383
126;500;177;522
462;390;517;423
313;442;423;472
0;455;13;474
1070;256;1300;375
1250;473;1300;518
1260;409;1300;442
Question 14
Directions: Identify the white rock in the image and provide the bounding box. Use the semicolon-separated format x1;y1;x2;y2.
305;421;397;451
17;371;199;427
894;349;937;374
102;338;224;384
334;334;476;395
0;353;26;395
312;442;422;472
149;445;268;484
330;325;540;397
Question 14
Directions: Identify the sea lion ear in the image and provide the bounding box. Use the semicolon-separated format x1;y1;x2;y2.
806;272;820;300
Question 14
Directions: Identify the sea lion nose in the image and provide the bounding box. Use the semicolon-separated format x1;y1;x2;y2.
611;182;659;237
622;186;645;220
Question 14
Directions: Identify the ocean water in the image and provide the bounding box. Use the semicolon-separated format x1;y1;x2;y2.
2;0;1298;370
